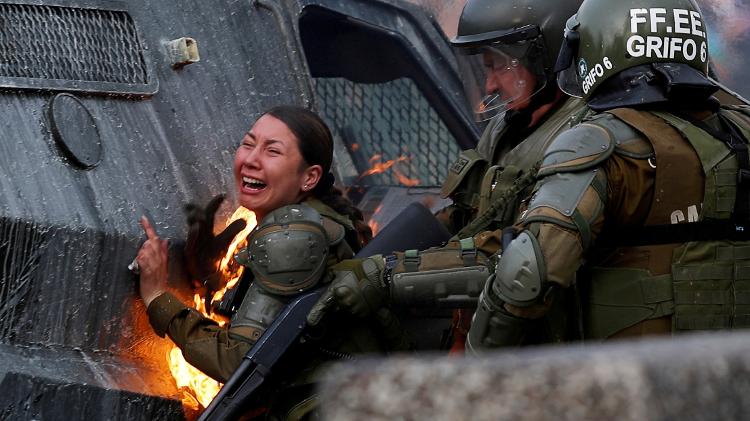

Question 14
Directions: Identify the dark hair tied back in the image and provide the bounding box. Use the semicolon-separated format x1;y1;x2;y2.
264;105;372;247
313;172;336;195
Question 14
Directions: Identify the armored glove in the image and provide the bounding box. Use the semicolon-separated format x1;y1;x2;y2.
306;256;388;326
183;194;247;290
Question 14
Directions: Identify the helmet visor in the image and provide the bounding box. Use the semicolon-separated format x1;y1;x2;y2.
554;20;584;98
455;38;548;122
556;60;584;98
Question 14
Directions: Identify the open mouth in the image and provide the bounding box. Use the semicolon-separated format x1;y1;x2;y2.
243;176;267;191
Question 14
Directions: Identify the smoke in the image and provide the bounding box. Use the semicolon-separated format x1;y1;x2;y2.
701;0;750;96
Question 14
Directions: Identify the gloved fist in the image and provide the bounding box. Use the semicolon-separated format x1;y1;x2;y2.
306;256;388;326
183;194;247;289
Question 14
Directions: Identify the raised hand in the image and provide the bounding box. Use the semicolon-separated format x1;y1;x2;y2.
136;215;169;307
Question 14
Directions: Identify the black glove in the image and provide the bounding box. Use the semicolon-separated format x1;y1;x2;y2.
183;194;247;290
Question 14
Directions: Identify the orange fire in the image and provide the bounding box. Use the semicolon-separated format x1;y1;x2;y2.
392;169;420;187
358;154;420;187
368;204;383;236
167;207;257;411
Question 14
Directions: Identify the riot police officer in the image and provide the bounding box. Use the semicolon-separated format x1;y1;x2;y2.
308;0;586;349
137;106;402;418
440;0;587;236
467;0;750;351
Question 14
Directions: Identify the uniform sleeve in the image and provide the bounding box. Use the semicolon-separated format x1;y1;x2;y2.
519;149;655;288
147;292;254;383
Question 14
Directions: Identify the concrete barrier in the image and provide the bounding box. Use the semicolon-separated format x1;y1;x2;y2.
319;331;750;420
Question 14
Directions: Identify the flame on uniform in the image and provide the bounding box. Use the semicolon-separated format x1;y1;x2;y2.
167;207;257;411
359;154;420;187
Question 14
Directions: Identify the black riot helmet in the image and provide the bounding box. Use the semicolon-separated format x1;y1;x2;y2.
451;0;583;121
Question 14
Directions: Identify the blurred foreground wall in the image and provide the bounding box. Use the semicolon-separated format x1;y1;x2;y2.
320;331;750;420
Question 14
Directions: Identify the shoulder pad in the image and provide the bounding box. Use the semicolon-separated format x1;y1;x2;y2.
257;203;322;229
303;198;352;245
722;104;750;118
538;118;616;177
441;148;487;198
238;203;329;295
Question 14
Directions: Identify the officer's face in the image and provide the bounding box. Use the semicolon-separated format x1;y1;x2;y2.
234;114;321;220
482;50;537;111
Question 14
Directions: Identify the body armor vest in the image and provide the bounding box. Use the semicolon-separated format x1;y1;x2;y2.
443;97;587;238
584;106;750;339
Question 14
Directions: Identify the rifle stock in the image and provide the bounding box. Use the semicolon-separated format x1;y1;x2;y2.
197;289;322;421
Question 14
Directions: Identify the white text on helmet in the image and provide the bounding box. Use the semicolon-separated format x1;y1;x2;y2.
625;8;707;64
582;57;613;95
629;8;705;38
626;35;707;62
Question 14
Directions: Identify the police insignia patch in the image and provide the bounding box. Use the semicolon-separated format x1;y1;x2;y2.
450;157;469;174
578;58;588;78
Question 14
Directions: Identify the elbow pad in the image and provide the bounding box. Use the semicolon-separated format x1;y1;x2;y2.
491;230;546;307
465;231;547;351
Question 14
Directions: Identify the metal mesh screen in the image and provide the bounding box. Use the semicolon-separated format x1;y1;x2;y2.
314;77;460;188
0;218;43;341
0;2;154;93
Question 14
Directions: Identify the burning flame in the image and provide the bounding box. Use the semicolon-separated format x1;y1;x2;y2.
392;169;420;187
368;204;383;236
358;154;420;187
167;207;257;411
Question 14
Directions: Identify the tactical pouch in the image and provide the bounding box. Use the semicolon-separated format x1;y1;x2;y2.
671;242;750;330
393;238;486;273
390;239;489;308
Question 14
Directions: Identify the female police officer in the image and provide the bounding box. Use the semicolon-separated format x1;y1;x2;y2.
135;105;395;418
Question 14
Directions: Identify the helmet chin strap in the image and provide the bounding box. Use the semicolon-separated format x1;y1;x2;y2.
504;79;559;129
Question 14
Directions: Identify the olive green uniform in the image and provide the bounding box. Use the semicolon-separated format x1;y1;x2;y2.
440;96;586;237
147;198;390;416
469;104;750;348
395;97;587;348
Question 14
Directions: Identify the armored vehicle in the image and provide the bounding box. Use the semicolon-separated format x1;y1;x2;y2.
0;0;481;418
1;0;747;419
